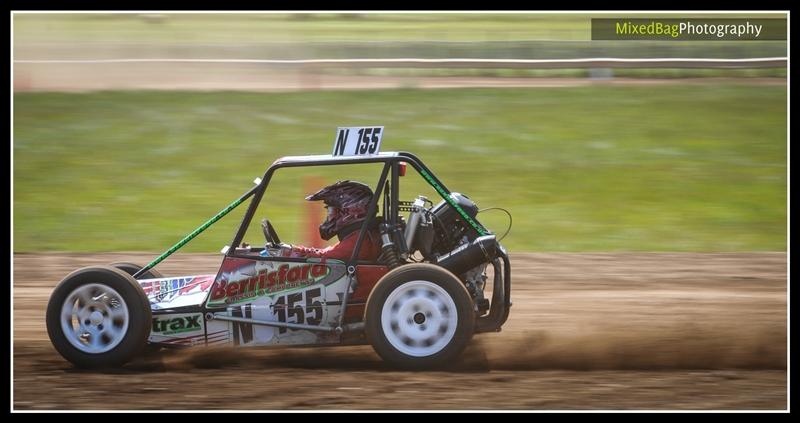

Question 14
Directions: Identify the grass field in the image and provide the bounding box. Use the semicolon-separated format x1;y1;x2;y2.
12;13;592;43
14;13;788;43
13;85;786;253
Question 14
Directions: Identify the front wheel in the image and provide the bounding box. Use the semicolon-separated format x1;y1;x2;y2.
364;263;475;369
45;266;152;368
110;262;163;280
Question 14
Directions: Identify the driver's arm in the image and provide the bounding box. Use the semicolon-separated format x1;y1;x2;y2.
289;230;379;261
262;242;336;259
265;231;378;261
268;239;350;261
288;244;334;258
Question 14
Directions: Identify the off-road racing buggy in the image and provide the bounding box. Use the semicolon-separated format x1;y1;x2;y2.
46;127;511;369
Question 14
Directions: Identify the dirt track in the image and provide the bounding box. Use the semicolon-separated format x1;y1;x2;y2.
13;252;787;410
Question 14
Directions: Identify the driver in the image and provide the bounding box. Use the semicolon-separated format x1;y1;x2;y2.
263;180;382;262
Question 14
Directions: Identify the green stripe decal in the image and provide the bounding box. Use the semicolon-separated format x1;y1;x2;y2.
419;168;488;236
139;194;248;274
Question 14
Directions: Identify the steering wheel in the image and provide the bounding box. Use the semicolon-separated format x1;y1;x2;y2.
260;218;281;247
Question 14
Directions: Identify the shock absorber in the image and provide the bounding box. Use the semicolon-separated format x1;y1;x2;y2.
379;223;402;269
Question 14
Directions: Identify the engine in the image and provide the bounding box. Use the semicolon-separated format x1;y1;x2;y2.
403;193;482;259
395;193;499;315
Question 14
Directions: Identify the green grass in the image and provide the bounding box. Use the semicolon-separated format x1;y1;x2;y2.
7;13;660;43
13;86;787;252
14;13;787;43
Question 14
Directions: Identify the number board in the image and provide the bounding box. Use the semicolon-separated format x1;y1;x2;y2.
332;126;384;156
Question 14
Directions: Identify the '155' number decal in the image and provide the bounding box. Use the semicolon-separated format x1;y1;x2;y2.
355;127;381;155
272;287;323;334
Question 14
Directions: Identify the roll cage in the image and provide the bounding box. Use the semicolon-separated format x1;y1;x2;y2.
132;151;510;333
229;151;491;268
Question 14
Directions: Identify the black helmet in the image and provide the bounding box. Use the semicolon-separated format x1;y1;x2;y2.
306;180;374;240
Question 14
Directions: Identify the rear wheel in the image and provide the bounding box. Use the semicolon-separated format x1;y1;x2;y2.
46;266;152;368
365;263;475;369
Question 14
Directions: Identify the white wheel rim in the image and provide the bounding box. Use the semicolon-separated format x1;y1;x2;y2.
381;280;458;357
60;283;130;354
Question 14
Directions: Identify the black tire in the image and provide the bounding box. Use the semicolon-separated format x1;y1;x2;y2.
45;266;152;368
364;263;475;370
110;262;164;280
